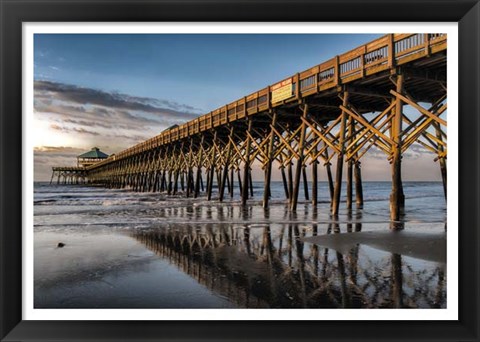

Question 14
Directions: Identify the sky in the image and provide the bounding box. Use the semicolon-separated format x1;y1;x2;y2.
33;33;444;182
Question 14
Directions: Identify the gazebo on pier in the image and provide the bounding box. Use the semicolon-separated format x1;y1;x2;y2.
77;147;109;167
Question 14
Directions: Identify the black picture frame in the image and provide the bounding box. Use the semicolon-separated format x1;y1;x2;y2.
1;0;479;341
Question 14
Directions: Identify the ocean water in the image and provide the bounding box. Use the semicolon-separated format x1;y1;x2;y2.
34;181;447;309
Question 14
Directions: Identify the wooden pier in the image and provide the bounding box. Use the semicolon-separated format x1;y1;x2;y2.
59;33;447;220
50;166;87;185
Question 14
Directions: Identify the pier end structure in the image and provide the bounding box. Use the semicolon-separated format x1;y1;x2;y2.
50;147;109;184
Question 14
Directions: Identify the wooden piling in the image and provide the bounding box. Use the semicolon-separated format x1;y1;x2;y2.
287;160;293;200
324;145;334;203
173;170;179;194
390;74;405;224
180;171;185;192
249;170;254;198
434;122;447;199
229;167;234;198
207;165;215;201
302;166;309;201
354;161;364;207
219;128;233;202
263;111;277;208
167;170;173;195
194;141;204;197
332;91;349;216
346;116;354;210
291;104;308;211
216;167;222;192
207;133;218;200
237;169;243;196
281;166;289;199
225;172;231;196
312;159;318;206
242;120;252;206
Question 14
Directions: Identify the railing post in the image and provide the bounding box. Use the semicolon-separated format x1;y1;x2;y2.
295;73;300;100
388;34;395;68
424;33;430;56
334;56;340;86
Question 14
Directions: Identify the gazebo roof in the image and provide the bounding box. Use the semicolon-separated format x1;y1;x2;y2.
77;147;109;159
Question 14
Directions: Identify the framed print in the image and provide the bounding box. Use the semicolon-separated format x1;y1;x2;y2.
1;0;479;341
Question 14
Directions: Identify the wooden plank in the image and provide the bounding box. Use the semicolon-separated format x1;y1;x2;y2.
390;90;447;127
366;36;389;51
339;46;365;64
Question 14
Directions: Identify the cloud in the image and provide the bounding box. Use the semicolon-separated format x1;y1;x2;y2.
34;80;202;154
35;80;200;122
34;146;85;154
49;124;100;136
33;80;205;180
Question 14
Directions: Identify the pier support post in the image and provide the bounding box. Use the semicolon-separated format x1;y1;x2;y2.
263;111;277;208
168;169;173;195
242;119;253;206
390;74;405;224
324;146;334;204
312;160;318;206
219;128;233;202
194;139;204;198
354;161;364;207
346;116;354;210
302;166;309;201
173;169;179;194
160;170;166;192
207;133;217;201
281;165;289;199
291;104;308;211
237;168;243;196
186;141;193;197
229;167;234;198
287;159;293;202
249;171;254;197
311;134;318;206
434;122;447;199
332;91;349;216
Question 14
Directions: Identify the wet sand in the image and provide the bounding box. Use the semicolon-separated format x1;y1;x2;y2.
34;230;234;308
301;231;446;264
34;220;447;309
34;182;447;308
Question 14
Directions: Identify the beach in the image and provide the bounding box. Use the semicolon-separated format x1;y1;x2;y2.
34;181;446;308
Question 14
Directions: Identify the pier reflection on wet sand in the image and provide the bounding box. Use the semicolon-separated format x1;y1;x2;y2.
132;204;446;309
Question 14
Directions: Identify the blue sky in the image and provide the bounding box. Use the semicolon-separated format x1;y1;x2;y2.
34;34;381;111
33;33;444;181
